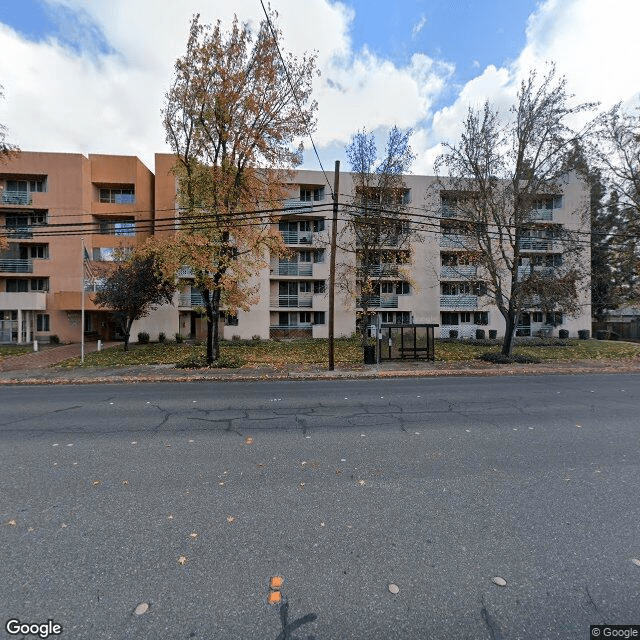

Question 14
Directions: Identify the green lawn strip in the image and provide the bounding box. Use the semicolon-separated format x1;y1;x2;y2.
56;337;640;369
0;345;32;359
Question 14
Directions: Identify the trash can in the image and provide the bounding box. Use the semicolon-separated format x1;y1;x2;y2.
363;345;376;364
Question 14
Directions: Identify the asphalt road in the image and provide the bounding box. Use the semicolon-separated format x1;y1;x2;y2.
1;374;639;640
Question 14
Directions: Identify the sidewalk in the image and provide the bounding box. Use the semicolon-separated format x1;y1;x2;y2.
0;342;639;385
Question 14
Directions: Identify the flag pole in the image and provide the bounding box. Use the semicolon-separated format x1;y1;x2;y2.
81;236;85;364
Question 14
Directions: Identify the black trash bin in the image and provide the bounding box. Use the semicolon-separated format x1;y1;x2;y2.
363;345;376;364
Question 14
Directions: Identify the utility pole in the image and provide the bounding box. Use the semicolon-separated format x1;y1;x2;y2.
80;237;85;364
328;161;340;371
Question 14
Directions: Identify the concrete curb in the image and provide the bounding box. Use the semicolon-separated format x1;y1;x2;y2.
0;361;639;385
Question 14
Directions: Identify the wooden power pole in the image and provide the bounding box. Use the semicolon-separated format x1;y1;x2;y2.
328;161;340;371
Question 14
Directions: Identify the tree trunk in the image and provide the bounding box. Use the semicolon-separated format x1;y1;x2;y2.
203;288;221;365
501;313;516;356
203;289;214;365
212;288;221;362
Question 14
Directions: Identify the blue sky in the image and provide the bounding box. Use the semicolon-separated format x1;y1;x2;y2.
0;0;638;173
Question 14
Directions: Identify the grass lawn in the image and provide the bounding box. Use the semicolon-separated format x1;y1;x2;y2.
57;337;640;369
0;345;33;359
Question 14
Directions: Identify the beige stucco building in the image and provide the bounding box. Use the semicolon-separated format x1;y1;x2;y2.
0;151;592;344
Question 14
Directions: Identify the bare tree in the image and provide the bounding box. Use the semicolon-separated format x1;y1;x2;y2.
338;127;417;353
157;12;317;364
434;65;595;356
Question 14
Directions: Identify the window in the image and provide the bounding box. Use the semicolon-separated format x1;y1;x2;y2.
36;314;50;332
313;219;325;232
474;311;489;325
299;311;311;324
460;312;472;323
278;312;290;326
299;281;311;293
6;212;47;228
299;220;311;232
19;244;48;259
313;249;325;263
381;282;394;294
6;279;28;292
313;281;325;294
31;278;49;291
99;187;135;204
396;281;410;295
99;219;136;236
545;312;563;326
313;311;325;325
93;248;115;261
532;311;544;323
381;312;394;324
299;250;312;263
6;179;46;193
226;314;238;326
300;187;324;201
441;312;458;325
397;311;411;324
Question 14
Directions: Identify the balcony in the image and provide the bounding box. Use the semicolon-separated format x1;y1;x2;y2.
439;234;475;249
5;227;34;239
270;295;313;308
440;294;478;309
356;295;399;309
179;290;205;307
440;205;458;219
518;238;553;251
440;265;477;278
283;199;315;214
358;263;400;277
273;261;313;277
1;192;32;206
281;230;313;245
517;265;555;279
0;258;33;273
529;209;553;221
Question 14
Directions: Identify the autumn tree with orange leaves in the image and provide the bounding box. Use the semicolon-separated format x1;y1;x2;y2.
155;12;318;364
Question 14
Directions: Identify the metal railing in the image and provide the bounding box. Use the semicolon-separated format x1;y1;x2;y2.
274;262;313;276
0;258;33;273
440;265;477;278
518;238;553;251
529;209;553;221
280;230;313;244
439;234;475;249
356;295;399;309
270;295;313;308
439;294;478;309
283;199;314;214
5;227;34;238
2;192;32;205
517;265;555;279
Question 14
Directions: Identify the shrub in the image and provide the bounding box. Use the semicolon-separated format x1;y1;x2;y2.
558;329;569;339
489;329;497;339
578;329;590;340
175;333;184;343
158;332;166;343
49;334;60;345
449;329;458;339
137;331;150;344
176;353;245;369
232;334;241;341
251;335;261;341
475;329;485;340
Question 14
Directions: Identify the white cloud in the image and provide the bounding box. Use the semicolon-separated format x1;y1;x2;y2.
412;15;427;38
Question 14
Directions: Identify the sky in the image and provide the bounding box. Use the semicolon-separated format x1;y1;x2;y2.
0;0;639;175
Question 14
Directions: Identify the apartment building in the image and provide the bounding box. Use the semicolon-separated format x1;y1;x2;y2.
0;151;592;344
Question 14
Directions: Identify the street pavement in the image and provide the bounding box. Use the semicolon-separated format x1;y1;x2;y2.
1;375;639;639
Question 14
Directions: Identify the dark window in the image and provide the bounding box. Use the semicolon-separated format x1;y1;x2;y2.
313;249;325;263
396;281;410;295
313;281;325;294
460;312;472;323
397;312;411;324
545;312;563;326
441;312;458;325
300;187;324;201
313;311;325;325
36;314;50;332
226;314;238;326
532;311;544;323
31;278;49;291
299;311;311;324
299;281;311;293
474;311;489;325
6;279;28;292
99;187;135;204
278;312;289;326
313;219;325;232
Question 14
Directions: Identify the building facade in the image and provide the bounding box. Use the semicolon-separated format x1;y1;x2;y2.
0;152;592;344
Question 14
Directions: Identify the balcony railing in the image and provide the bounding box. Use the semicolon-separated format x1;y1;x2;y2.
0;258;33;273
440;205;458;219
517;265;555;279
440;265;477;278
179;290;205;307
529;209;553;221
2;192;32;205
281;230;313;244
283;199;315;214
274;262;313;276
440;294;478;309
270;295;313;308
439;234;475;249
356;295;399;309
5;227;34;239
518;238;553;251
